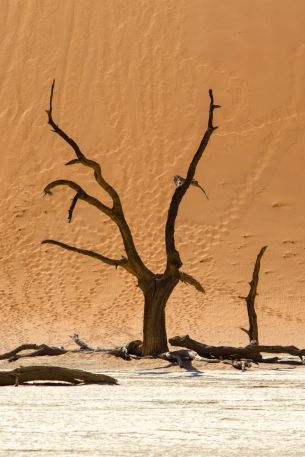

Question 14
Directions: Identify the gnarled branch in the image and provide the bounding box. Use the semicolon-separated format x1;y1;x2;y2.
179;271;205;293
47;80;121;208
165;89;220;272
45;81;151;279
42;239;129;270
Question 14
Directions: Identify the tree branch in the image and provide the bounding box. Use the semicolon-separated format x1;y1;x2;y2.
69;334;95;351
44;179;113;217
68;193;81;223
47;80;121;208
42;239;128;269
0;344;41;360
242;246;267;344
179;271;205;293
45;80;151;279
165;89;220;271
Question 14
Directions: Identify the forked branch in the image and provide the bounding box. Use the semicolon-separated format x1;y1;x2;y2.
47;80;121;208
45;81;151;279
165;89;220;271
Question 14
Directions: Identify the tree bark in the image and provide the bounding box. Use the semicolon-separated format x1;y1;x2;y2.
141;276;179;356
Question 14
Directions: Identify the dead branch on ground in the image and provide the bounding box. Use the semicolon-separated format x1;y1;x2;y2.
0;366;117;386
169;335;305;363
0;336;140;363
0;334;303;374
0;344;67;362
69;333;95;351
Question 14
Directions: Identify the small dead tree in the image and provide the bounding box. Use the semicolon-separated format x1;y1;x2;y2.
42;81;219;356
240;246;267;345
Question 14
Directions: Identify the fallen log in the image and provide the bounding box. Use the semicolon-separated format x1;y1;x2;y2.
0;337;136;363
70;334;139;359
258;357;305;365
0;344;60;360
0;366;117;386
169;335;305;361
0;344;68;362
72;336;133;360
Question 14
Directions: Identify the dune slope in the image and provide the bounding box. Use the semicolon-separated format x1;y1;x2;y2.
0;0;305;349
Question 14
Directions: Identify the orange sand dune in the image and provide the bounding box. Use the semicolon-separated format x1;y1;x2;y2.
0;0;305;351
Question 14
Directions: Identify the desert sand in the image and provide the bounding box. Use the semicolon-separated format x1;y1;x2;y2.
0;0;305;353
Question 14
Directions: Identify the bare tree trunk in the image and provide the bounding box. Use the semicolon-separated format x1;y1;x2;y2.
141;276;178;356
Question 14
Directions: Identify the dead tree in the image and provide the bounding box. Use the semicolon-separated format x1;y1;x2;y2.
240;246;267;344
42;81;219;356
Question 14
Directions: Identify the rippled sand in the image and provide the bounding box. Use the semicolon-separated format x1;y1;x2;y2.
1;1;305;351
0;368;304;456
